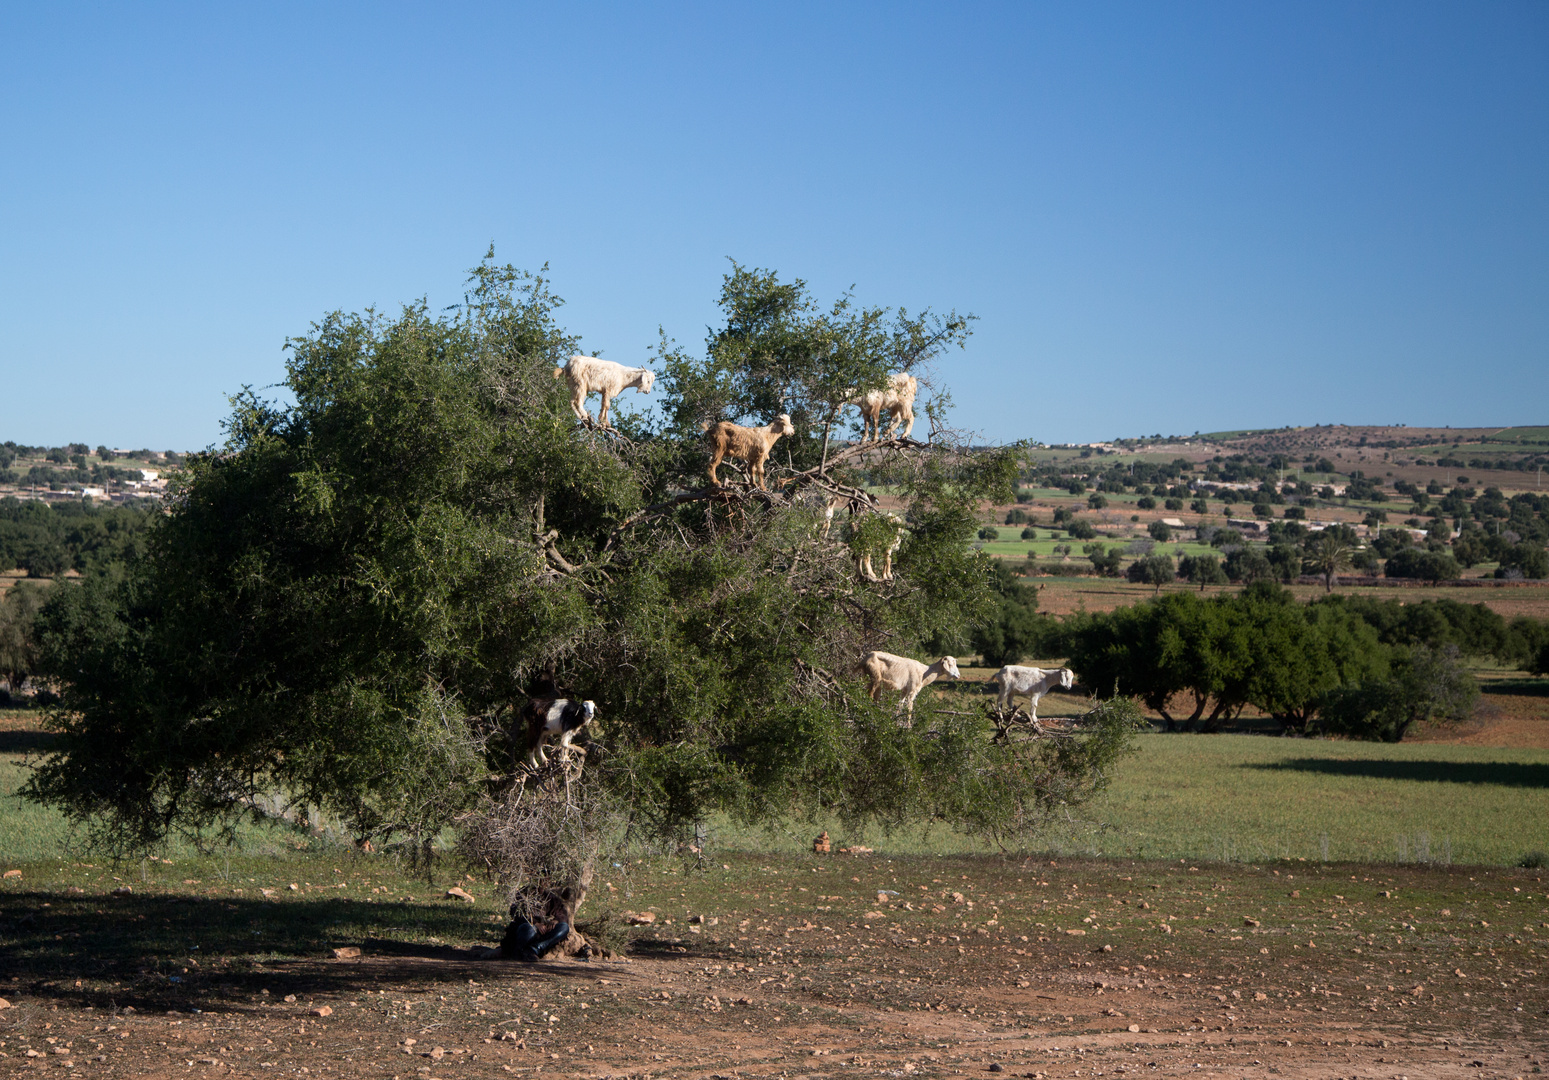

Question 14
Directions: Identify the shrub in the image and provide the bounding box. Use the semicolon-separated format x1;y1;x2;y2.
1164;497;1184;511
978;526;1001;541
1066;519;1097;540
1020;526;1037;540
1087;493;1108;510
1085;542;1123;577
1384;547;1461;582
1147;520;1172;543
1126;553;1176;593
1136;496;1157;510
1190;499;1208;514
1005;508;1029;525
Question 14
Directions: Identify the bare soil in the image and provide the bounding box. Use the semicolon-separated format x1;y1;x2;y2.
4;855;1548;1079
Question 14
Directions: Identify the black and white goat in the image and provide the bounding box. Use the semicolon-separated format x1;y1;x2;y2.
522;697;597;768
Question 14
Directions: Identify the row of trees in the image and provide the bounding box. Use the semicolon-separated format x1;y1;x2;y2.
1065;585;1487;741
26;256;1143;869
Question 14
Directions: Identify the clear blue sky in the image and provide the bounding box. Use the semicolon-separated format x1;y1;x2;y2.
3;2;1545;449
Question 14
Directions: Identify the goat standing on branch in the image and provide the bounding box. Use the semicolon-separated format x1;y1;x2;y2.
553;355;655;428
861;651;961;721
704;414;796;489
989;665;1074;722
521;697;597;768
846;373;918;442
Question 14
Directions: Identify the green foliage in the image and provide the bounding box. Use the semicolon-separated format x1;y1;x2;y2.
1068;584;1387;735
1084;542;1123;577
0;581;47;691
1317;645;1478;743
970;562;1044;668
1125;553;1175;593
1494;542;1549;581
1384;547;1461;581
978;526;1000;541
1146;520;1171;543
1020;526;1037;541
1177;552;1227;589
1066;519;1097;541
1135;496;1156;510
27;256;1099;863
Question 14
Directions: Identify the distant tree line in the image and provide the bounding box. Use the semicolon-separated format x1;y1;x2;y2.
970;582;1549;741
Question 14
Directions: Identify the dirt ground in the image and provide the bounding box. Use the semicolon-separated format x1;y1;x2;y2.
4;855;1547;1080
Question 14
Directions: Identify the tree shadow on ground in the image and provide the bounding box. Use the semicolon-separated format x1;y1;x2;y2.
1249;758;1549;788
1479;678;1549;698
0;890;605;1012
0;729;58;753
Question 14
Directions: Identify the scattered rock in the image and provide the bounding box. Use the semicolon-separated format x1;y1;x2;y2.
1128;1024;1141;1033
498;1031;521;1042
863;910;886;919
624;911;656;925
112;885;132;896
310;1006;332;1017
402;1039;417;1048
2;870;20;879
988;1065;1005;1073
283;994;297;1003
428;1046;446;1060
1253;992;1268;1001
444;887;476;903
951;892;965;904
0;997;10;1009
288;884;299;891
688;914;704;924
1101;944;1113;952
331;946;361;959
1243;917;1261;927
838;845;873;855
1065;929;1086;936
1159;924;1172;934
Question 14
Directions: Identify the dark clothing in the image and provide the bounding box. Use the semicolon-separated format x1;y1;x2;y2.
498;917;571;961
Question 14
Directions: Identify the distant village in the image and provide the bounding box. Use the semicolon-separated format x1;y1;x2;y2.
0;442;178;504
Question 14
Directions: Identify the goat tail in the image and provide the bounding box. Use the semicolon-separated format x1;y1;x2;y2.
552;366;566;380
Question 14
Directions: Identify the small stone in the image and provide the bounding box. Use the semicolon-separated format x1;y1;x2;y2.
625;911;656;925
1128;1024;1141;1033
1066;929;1086;936
112;885;132;896
1101;944;1113;952
331;946;361;959
0;997;10;1009
428;1047;446;1060
310;1006;332;1017
2;869;20;879
688;914;704;924
288;884;298;891
402;1039;417;1047
1243;918;1261;927
989;1065;1005;1073
283;994;297;1003
445;886;476;903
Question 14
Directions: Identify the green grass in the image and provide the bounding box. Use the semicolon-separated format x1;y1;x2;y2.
1485;426;1549;445
7;722;1549;890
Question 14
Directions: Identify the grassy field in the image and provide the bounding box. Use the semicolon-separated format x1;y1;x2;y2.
5;710;1549;1075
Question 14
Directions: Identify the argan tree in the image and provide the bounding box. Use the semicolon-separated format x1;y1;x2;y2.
29;255;1143;907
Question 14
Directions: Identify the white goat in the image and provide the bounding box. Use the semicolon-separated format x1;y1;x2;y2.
855;512;907;582
861;651;960;719
847;373;919;441
989;665;1074;721
704;414;796;489
553;355;655;428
